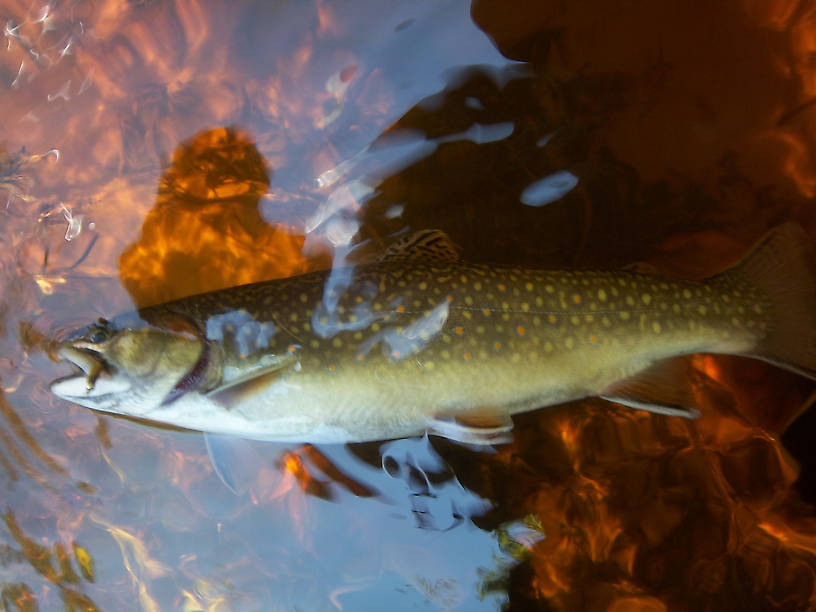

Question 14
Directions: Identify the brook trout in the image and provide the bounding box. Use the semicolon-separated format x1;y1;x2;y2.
50;224;816;444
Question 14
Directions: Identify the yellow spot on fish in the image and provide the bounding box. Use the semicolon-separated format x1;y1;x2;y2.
372;323;381;332
536;297;544;307
698;305;707;316
545;284;555;293
602;316;611;327
672;304;681;313
620;311;631;320
353;331;363;340
548;314;557;324
570;315;580;325
598;289;607;301
626;296;635;306
525;282;534;291
584;314;594;323
502;313;511;321
533;316;541;326
441;350;451;359
521;302;530;312
300;294;308;303
565;337;575;349
642;294;652;305
463;311;472;320
465;296;473;305
310;340;320;348
443;335;452;344
418;281;427;290
482;308;491;317
544;341;553;352
349;314;358;322
512;353;521;362
424;360;435;370
332;338;342;348
460;275;468;283
652;322;661;333
474;281;482;290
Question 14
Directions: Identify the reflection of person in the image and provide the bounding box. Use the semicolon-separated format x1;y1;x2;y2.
119;127;326;308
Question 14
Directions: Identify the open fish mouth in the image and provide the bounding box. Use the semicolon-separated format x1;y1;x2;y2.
50;344;130;400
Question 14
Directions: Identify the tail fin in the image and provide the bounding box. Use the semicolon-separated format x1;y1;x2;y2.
718;223;816;380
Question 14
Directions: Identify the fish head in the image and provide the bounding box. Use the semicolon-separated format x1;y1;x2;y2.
50;316;218;417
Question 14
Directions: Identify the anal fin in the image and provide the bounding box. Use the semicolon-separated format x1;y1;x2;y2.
427;410;514;445
601;357;700;418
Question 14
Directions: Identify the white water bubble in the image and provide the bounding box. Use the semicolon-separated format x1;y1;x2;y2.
520;170;578;207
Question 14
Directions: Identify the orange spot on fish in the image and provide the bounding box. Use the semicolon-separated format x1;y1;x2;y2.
455;326;464;335
396;305;405;313
463;352;472;360
572;294;581;304
498;284;506;292
516;326;526;336
328;364;336;371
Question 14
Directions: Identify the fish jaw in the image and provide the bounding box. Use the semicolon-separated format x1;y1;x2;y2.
50;342;135;413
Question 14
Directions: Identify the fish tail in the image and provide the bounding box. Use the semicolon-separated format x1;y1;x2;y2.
718;223;816;380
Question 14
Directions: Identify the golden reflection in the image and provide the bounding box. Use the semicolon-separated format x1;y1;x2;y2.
119;127;329;308
2;510;99;611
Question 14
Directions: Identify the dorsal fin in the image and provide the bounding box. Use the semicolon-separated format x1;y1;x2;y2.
378;229;460;263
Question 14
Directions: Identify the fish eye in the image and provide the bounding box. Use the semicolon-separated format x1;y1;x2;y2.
87;325;112;344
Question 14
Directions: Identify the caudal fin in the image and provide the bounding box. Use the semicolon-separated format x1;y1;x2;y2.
718;223;816;380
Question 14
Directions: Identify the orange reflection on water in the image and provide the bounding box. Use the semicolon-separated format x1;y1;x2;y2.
118;128;329;307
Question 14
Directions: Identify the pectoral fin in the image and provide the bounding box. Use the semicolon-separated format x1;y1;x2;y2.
204;433;262;495
427;410;514;445
207;356;296;407
601;357;700;418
